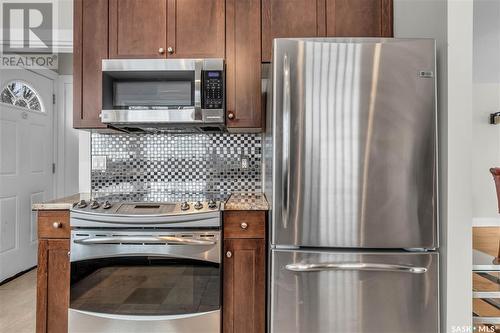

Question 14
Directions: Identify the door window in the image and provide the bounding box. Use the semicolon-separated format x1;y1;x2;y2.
70;257;220;316
1;80;44;112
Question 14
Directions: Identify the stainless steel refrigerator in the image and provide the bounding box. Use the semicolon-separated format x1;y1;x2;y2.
264;38;439;333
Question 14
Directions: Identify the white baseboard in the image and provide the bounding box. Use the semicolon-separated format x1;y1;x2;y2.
472;217;500;227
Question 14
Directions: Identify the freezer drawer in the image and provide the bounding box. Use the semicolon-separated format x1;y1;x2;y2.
270;249;439;333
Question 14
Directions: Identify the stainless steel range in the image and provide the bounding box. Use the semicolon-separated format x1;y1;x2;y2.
69;196;222;333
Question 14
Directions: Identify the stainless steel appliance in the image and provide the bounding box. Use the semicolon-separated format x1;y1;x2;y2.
69;197;221;333
101;59;225;132
264;38;439;332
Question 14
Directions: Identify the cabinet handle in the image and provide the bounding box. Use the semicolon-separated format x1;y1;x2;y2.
52;222;62;229
227;111;235;120
158;47;165;55
167;46;174;54
240;222;248;230
226;251;232;258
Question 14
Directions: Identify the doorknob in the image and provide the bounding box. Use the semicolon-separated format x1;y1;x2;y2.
167;46;174;54
226;251;232;258
52;222;62;229
158;47;165;55
227;111;235;120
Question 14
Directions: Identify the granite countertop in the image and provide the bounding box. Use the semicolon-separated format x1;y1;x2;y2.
223;192;269;211
31;193;89;210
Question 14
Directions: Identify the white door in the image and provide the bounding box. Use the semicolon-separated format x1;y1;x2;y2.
0;69;54;281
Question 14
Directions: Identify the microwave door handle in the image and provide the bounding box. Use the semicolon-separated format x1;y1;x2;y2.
74;236;215;246
194;60;202;119
285;262;428;274
282;53;291;229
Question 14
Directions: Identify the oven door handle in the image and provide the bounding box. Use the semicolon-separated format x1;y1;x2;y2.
74;236;216;245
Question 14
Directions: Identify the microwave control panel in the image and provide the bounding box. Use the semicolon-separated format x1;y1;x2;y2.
203;71;224;109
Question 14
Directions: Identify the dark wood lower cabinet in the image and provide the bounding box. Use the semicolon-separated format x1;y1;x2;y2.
223;238;266;333
36;239;70;333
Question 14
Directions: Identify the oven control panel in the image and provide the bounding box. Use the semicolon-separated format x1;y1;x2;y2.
203;71;224;109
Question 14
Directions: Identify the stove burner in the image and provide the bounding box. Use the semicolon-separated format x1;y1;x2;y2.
103;201;112;209
194;201;203;210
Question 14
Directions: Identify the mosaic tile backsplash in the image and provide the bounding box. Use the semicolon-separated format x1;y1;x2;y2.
91;133;262;199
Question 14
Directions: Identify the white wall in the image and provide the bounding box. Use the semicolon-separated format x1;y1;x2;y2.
394;0;473;331
55;75;79;197
472;0;500;225
78;132;91;193
446;2;473;331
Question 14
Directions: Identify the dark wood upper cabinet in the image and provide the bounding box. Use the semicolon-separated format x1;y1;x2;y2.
225;0;262;130
262;0;326;62
73;0;108;129
167;0;225;58
325;0;393;37
109;0;168;59
262;0;393;62
74;0;393;130
108;0;224;59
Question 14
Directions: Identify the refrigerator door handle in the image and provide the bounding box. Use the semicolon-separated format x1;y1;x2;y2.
285;262;428;274
282;53;291;229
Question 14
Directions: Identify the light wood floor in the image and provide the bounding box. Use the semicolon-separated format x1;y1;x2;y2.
0;269;36;333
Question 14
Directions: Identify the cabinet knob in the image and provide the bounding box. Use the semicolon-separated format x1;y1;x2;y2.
52;222;62;229
240;222;248;230
226;251;232;258
167;46;174;54
158;47;165;54
227;111;235;120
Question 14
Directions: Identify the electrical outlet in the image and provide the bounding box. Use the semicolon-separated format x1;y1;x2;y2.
92;155;107;171
241;156;249;170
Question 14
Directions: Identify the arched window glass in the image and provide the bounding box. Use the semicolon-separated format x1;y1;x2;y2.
0;81;44;112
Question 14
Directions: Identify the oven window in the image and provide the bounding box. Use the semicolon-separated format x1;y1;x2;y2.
113;81;193;108
70;257;220;316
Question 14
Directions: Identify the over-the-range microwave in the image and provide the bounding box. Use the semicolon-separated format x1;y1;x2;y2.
101;58;225;132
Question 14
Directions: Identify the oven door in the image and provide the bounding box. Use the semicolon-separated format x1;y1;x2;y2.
69;230;221;333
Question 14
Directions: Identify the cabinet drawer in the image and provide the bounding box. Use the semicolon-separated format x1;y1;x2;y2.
223;211;265;239
38;211;70;239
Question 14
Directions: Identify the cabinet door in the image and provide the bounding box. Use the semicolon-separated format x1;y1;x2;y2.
36;239;70;333
109;0;167;58
223;239;265;333
225;0;262;129
262;0;326;62
73;0;108;129
325;0;393;37
166;0;225;58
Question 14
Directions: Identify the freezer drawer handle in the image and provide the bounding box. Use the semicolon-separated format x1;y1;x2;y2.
74;236;215;246
285;262;427;274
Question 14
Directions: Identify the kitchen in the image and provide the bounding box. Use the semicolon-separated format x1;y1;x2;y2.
0;0;480;332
